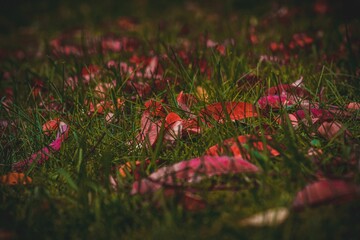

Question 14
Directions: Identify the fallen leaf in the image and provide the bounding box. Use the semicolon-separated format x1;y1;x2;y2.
292;179;360;210
42;118;60;136
264;77;308;98
257;94;293;109
89;98;124;115
347;102;360;111
196;86;208;102
181;191;207;211
206;135;279;159
118;159;161;180
0;172;32;185
239;207;289;227
164;112;183;144
200;102;257;123
12;120;69;172
131;156;260;194
176;91;197;116
317;121;349;140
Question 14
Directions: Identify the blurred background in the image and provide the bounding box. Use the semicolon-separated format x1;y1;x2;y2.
1;0;359;35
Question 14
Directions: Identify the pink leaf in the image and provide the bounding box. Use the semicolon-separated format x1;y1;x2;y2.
257;94;293;109
293;179;360;210
317;121;349;140
12;120;69;172
347;102;360;111
131;156;260;194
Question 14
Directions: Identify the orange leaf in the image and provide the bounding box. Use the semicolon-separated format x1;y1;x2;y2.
0;172;32;185
42;118;60;135
206;135;279;158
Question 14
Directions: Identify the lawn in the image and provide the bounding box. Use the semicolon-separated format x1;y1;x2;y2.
1;0;360;239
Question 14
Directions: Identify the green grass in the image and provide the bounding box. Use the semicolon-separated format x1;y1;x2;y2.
1;0;360;239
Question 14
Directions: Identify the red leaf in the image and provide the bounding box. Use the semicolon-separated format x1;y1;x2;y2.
200;102;257;122
42;118;60;136
182;118;201;135
81;65;100;78
265;83;309;98
131;156;260;194
164;112;183;145
181;192;207;211
292;179;360;210
206;135;280;158
144;99;167;118
176;91;198;116
89;98;124;115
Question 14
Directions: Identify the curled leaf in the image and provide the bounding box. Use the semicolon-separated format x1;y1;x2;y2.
12;120;69;172
131;156;260;195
